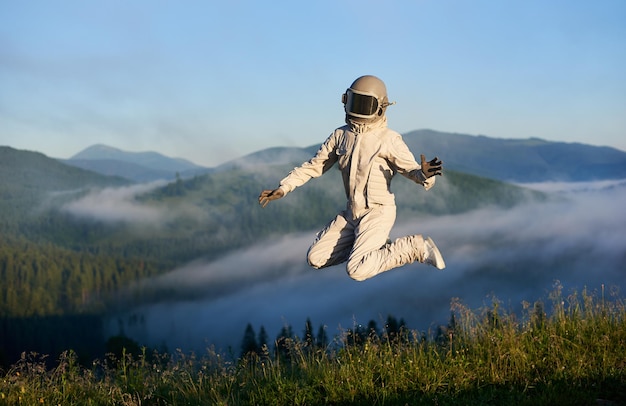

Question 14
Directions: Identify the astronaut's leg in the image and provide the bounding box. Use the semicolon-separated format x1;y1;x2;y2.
346;207;445;281
346;205;396;281
307;211;355;269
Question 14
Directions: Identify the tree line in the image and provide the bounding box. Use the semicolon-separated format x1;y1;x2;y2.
238;315;410;360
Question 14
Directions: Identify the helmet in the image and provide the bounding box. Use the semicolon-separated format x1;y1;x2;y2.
342;75;394;122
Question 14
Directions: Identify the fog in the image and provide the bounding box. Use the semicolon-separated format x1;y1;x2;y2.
107;181;626;354
61;181;206;226
61;182;167;223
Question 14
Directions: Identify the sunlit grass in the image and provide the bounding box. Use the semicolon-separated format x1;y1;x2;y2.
2;286;625;405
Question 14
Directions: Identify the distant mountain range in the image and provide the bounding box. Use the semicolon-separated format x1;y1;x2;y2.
63;144;211;182
401;130;626;182
60;131;626;183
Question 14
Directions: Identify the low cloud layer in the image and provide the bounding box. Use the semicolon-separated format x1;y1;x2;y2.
108;182;626;354
61;182;167;223
60;181;206;226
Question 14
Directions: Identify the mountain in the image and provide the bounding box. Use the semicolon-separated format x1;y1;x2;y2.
0;146;129;218
1;145;547;301
64;144;211;182
0;146;127;191
1;144;546;274
65;159;190;183
61;133;626;184
215;146;318;170
70;144;201;172
2;144;625;368
228;131;626;183
400;130;626;182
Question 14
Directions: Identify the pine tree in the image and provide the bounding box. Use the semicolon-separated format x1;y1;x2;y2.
303;318;315;348
367;319;379;339
257;326;269;351
385;315;399;339
275;324;294;359
316;324;328;349
384;315;408;342
240;323;259;357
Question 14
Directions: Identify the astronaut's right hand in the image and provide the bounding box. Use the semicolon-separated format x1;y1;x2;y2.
258;188;285;208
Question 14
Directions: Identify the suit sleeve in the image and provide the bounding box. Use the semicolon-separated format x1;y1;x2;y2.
278;131;339;195
386;133;435;190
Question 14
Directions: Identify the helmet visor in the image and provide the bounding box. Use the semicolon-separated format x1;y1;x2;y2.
344;89;379;118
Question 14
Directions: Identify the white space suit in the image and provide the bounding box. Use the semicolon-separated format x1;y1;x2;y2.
260;75;445;281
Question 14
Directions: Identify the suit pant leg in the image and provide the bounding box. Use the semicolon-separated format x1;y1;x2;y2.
346;205;397;281
307;211;355;269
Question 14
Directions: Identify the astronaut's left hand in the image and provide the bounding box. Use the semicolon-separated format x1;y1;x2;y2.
420;154;443;177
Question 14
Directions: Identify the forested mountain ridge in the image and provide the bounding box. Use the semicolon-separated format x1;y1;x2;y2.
0;146;128;194
400;130;626;182
58;132;626;183
0;147;157;319
1;146;547;319
221;131;626;183
70;144;203;172
63;158;183;183
0;146;128;228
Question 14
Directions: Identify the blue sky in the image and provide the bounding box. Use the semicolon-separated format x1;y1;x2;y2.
1;0;625;167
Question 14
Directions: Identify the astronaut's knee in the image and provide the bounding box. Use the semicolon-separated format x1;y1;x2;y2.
346;259;370;282
347;272;368;282
308;259;325;269
307;250;326;269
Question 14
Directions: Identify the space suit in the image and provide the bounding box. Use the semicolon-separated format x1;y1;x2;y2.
259;75;445;281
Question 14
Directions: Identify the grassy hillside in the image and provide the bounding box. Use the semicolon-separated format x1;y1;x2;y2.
2;287;624;405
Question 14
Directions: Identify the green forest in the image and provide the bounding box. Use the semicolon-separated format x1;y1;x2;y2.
0;146;547;366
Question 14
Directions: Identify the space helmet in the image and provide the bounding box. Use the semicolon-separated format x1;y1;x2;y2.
342;75;395;122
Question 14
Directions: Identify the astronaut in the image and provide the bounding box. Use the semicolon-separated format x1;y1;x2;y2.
259;75;445;281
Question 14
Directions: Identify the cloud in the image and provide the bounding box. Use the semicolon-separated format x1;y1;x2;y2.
107;182;626;354
517;179;626;194
61;182;168;224
61;181;211;229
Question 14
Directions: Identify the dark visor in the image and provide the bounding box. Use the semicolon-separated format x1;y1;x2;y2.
345;90;379;117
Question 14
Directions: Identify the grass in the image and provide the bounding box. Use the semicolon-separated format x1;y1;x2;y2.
1;285;625;405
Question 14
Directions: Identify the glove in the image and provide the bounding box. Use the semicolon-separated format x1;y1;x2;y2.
420;154;443;178
258;188;285;208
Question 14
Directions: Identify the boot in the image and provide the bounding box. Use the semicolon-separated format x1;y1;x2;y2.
423;237;446;270
390;235;445;270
